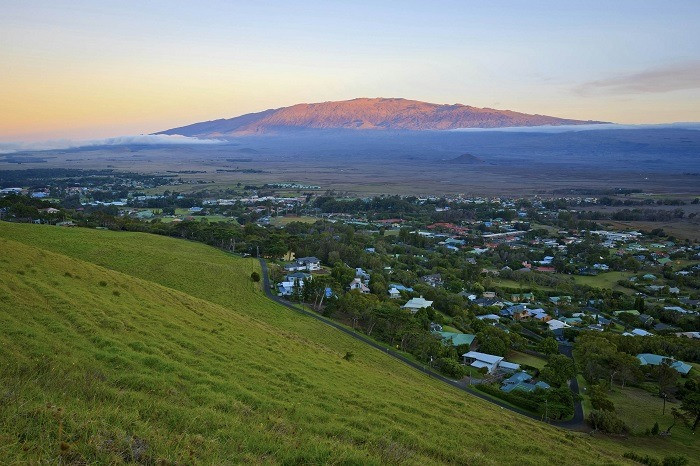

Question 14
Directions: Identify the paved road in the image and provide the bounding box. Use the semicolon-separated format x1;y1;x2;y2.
559;343;586;428
258;258;587;430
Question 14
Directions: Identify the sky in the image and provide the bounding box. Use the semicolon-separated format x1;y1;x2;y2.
1;0;700;141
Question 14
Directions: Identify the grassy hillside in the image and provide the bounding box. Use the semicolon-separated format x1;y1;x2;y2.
0;223;693;464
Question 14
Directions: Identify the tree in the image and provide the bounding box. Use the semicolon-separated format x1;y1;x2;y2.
250;271;261;282
476;327;510;356
539;354;575;387
652;361;679;397
589;384;615;412
681;392;700;432
537;337;559;355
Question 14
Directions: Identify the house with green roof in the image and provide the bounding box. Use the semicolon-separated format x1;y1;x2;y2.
637;353;692;375
435;331;476;349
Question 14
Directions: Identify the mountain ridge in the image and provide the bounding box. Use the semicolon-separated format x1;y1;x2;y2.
157;97;606;137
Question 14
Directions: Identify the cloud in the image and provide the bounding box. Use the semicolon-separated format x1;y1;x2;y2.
575;61;700;95
451;122;700;134
0;134;222;155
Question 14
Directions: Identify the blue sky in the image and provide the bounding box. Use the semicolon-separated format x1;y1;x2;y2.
1;0;699;140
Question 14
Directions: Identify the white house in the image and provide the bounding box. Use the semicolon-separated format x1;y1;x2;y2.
402;296;433;313
285;257;321;272
462;351;520;374
349;278;370;294
622;328;653;337
547;319;570;331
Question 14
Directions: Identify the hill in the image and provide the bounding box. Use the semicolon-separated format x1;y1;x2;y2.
0;222;694;463
157;98;603;137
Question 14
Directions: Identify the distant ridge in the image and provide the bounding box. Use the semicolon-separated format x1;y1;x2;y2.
157;98;605;137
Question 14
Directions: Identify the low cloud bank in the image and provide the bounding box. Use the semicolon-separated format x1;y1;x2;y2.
0;134;222;155
451;122;700;134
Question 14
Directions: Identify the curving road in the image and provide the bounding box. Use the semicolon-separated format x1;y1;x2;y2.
258;258;586;430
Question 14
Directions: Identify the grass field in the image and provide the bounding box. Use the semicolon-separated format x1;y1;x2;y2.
507;351;547;370
577;377;698;461
571;272;633;293
0;222;697;464
268;215;318;226
490;278;555;292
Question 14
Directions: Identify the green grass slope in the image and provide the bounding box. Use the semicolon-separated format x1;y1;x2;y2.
0;223;688;464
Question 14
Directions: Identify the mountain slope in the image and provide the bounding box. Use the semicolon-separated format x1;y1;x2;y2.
0;223;684;464
158;98;603;137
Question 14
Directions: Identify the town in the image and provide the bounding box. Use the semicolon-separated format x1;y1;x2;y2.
2;168;699;442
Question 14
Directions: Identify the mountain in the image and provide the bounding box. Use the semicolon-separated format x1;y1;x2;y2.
446;153;485;164
157;98;604;137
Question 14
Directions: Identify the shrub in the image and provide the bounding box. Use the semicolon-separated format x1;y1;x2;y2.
434;357;466;379
251;271;261;282
588;410;628;434
651;422;659;435
99;280;108;287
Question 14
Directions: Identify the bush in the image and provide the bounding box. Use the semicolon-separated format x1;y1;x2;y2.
588;410;628;434
250;271;261;282
651;421;659;435
623;452;688;466
434;357;466;379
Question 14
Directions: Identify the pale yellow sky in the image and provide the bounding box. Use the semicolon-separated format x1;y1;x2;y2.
2;1;699;141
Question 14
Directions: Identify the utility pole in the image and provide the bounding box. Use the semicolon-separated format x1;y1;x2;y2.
662;392;667;415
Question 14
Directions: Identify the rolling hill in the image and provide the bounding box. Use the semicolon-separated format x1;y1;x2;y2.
0;222;693;463
157;98;603;137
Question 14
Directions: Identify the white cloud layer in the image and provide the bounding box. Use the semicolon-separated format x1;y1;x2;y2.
451;122;700;133
0;134;222;155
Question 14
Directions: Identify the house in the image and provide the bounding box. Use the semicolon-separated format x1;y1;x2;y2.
501;304;532;320
500;371;550;393
297;257;321;271
476;314;501;322
547;319;570;331
654;323;676;332
285;256;321;272
39;207;60;214
388;284;413;299
435;332;476;349
664;306;695;315
462;351;520;374
638;314;654;326
510;293;534;303
637;353;692;375
622;328;653;337
474;297;505;308
642;274;657;280
421;274;444;287
613;310;640;317
349;278;370;294
482;291;497;299
402;296;433;313
676;332;700;340
593;263;609;271
561;317;583;326
549;296;572;304
502;380;551;393
355;268;370;282
530;308;551;322
277;272;311;296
